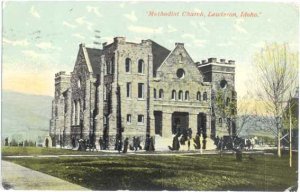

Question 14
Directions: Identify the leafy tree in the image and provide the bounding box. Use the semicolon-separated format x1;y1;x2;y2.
253;43;298;157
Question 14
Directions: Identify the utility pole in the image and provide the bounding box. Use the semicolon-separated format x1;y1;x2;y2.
93;30;101;48
289;94;292;167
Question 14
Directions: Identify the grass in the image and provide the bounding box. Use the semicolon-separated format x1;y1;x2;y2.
1;146;106;156
2;147;298;191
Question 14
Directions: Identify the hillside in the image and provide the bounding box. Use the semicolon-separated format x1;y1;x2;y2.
2;91;53;142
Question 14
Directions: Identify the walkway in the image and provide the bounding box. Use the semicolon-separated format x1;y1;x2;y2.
1;160;89;190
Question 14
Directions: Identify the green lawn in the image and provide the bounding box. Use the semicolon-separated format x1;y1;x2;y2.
1;146;105;156
2;147;298;191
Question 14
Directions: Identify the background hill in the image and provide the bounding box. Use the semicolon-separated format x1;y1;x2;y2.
2;91;53;142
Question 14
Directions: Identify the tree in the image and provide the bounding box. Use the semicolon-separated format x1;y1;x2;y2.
253;43;298;157
215;89;237;137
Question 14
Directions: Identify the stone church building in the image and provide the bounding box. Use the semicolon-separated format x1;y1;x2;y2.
49;37;236;150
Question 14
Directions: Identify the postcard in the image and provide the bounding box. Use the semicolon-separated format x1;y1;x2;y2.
1;1;299;191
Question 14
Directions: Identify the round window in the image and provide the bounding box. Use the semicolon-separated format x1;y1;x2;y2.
220;79;227;89
176;68;185;79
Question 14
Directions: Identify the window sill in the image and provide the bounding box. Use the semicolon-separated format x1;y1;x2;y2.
137;98;146;101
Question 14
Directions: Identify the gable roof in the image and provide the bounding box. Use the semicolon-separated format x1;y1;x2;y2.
148;40;170;77
85;47;102;74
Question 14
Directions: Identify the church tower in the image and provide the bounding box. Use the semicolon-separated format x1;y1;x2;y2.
197;58;236;138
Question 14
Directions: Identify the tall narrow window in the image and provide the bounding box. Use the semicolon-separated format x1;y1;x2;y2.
178;90;183;100
103;116;107;125
111;57;115;74
138;83;144;99
138;59;144;74
74;101;78;125
127;114;131;124
203;92;207;101
104;86;107;101
226;97;230;106
138;115;144;124
154;88;157;99
106;62;111;74
172;90;176;100
197;91;201;101
126;82;131;98
179;53;183;62
159;89;164;99
77;100;81;125
125;58;131;73
72;101;76;125
219;118;222;125
185;91;189;100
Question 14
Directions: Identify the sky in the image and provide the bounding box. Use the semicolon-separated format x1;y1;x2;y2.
2;1;299;98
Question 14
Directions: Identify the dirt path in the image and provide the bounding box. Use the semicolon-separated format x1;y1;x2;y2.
1;160;89;190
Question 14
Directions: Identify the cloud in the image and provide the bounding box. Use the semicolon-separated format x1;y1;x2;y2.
234;18;248;34
75;17;94;31
167;25;177;33
127;25;163;34
72;33;85;39
86;6;102;17
190;21;209;32
3;38;29;46
35;42;56;49
22;50;45;59
30;6;40;18
182;33;195;39
63;21;76;28
124;11;138;22
102;36;114;44
181;33;206;47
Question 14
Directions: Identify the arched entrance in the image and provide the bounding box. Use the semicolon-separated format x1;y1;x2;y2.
172;112;189;135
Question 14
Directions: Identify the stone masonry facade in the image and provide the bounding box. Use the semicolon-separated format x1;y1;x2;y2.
49;37;236;150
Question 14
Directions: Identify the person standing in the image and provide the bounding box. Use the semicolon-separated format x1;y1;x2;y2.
123;138;129;153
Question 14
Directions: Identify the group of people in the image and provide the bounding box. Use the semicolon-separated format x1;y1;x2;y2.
72;135;155;153
116;135;155;153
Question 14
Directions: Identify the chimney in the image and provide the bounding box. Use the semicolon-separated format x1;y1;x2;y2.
220;59;226;63
114;37;126;44
208;58;217;63
102;42;107;48
202;60;206;64
175;42;184;47
228;60;235;64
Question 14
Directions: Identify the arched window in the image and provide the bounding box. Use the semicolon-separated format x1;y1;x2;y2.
138;59;144;74
159;89;164;99
196;91;201;101
172;90;176;100
179;53;183;62
178;90;183;100
185;91;189;100
203;92;207;101
154;88;157;99
125;58;131;73
226;97;230;106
